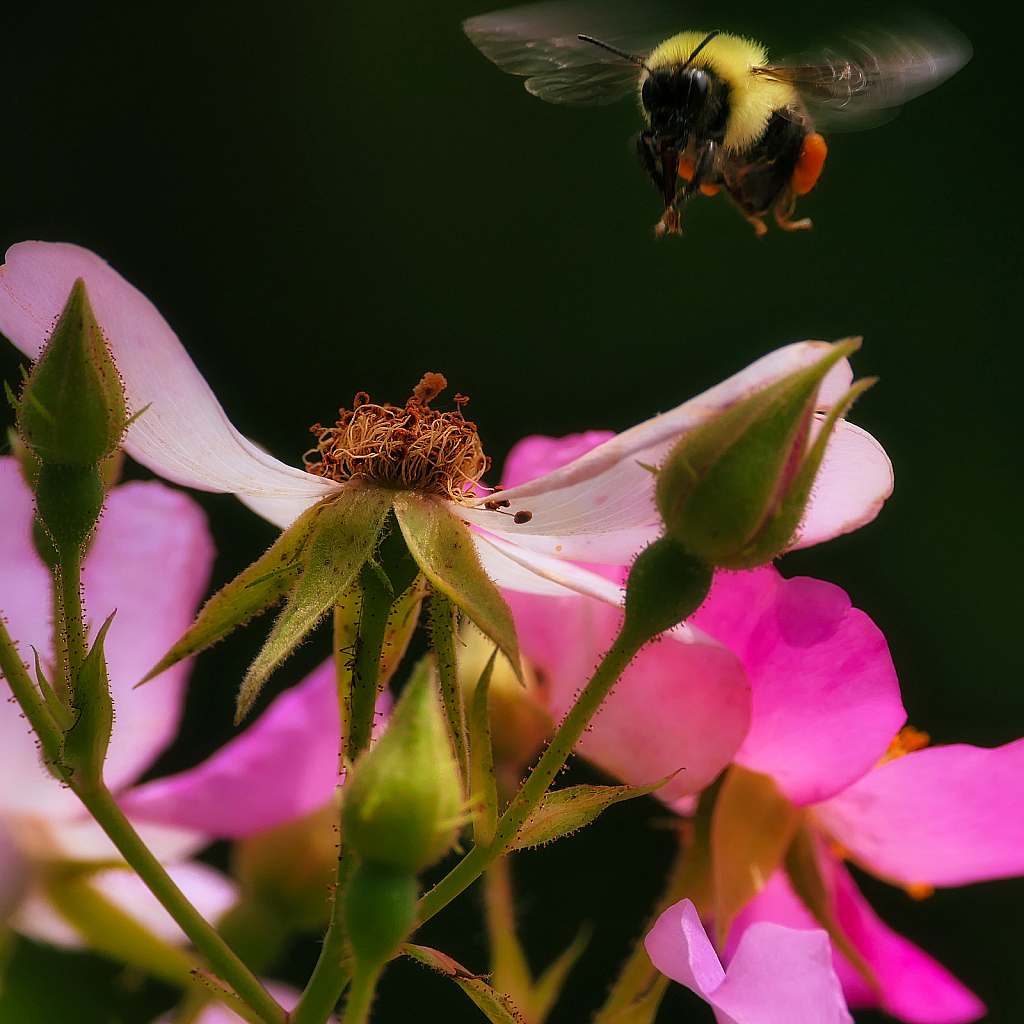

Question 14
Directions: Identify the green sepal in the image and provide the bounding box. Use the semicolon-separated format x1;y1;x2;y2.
431;595;470;789
32;649;76;733
393;492;522;681
141;498;328;687
342;657;463;873
404;943;527;1024
710;765;801;949
784;823;880;995
622;537;713;646
511;776;675;852
60;613;116;790
16;279;128;466
657;339;865;570
754;376;877;560
44;865;195;988
468;648;499;847
236;484;394;721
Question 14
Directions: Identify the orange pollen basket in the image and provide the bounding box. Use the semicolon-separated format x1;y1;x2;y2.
304;372;490;502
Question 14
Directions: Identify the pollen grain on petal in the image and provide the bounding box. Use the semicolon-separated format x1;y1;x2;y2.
303;375;489;503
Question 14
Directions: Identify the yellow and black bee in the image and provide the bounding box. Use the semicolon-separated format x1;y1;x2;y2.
463;3;970;235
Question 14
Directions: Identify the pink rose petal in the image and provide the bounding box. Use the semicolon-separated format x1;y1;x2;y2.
731;864;985;1024
646;898;852;1024
0;241;337;516
121;660;390;838
815;739;1024;886
692;567;906;806
455;348;888;564
505;587;751;803
0;460;216;813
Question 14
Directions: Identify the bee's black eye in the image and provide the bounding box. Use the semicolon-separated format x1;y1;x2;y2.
641;73;663;110
685;68;710;100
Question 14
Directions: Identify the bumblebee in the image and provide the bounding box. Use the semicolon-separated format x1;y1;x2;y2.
463;3;970;235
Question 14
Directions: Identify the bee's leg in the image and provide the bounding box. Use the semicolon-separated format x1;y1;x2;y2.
772;187;813;232
659;141;718;234
635;133;663;194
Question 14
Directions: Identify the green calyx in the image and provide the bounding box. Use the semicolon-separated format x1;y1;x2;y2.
656;338;874;570
342;658;463;874
16;279;128;467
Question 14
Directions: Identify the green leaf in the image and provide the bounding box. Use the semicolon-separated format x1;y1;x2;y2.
531;921;591;1024
468;648;499;847
139;497;327;686
236;483;394;721
511;777;673;852
594;976;670;1024
393;492;521;681
404;943;526;1024
710;765;801;948
45;867;195;988
61;612;116;789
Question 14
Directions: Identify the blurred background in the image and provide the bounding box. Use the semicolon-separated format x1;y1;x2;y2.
1;0;1021;1020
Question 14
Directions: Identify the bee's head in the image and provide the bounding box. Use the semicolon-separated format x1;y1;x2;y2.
641;66;711;136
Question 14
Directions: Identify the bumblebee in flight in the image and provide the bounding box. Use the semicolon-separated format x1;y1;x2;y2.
463;3;970;235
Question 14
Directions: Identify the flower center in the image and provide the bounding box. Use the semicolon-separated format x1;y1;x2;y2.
304;372;490;502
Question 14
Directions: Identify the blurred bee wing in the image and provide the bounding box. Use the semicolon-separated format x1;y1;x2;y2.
758;16;971;133
463;0;673;105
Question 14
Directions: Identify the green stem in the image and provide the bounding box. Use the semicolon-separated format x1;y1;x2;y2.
418;623;647;924
342;963;383;1024
71;784;285;1024
288;844;355;1024
291;577;394;1024
57;547;87;681
429;594;469;788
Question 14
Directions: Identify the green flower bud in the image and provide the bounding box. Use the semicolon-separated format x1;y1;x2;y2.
623;536;714;644
656;339;874;570
16;279;127;466
342;659;462;873
344;861;418;967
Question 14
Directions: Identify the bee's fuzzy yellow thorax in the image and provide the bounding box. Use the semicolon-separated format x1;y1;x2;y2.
644;31;798;152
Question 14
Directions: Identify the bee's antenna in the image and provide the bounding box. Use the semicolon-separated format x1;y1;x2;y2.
577;34;648;68
681;30;721;68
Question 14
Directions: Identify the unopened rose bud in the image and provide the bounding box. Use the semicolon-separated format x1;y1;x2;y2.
341;659;462;874
16;279;127;467
656;339;874;570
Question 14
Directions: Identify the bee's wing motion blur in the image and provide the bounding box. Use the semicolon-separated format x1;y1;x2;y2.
462;0;669;105
756;18;972;132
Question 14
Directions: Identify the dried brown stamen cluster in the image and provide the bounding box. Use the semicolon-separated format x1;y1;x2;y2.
304;372;490;502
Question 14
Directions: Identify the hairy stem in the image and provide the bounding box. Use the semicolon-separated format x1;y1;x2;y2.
72;785;285;1024
418;622;647;924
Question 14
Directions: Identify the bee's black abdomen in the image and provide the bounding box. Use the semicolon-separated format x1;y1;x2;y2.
719;109;807;218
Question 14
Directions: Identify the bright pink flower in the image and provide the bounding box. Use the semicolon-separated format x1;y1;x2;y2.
497;431;1018;1022
645;898;852;1024
730;738;1024;1023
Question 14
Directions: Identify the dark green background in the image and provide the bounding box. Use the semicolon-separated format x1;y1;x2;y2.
1;0;1021;1021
